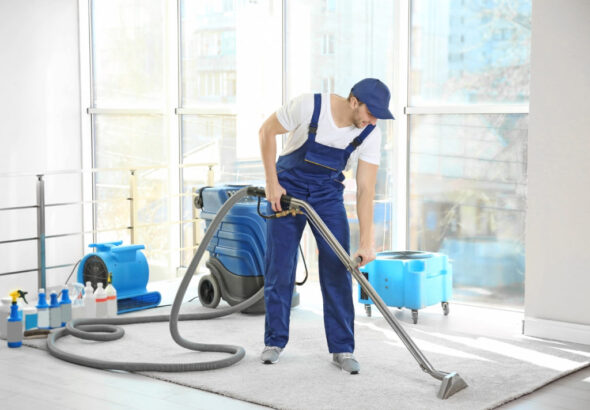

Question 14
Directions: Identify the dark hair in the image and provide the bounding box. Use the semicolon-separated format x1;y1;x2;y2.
347;92;364;105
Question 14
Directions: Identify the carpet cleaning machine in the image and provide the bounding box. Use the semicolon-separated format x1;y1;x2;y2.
195;186;299;314
46;186;467;400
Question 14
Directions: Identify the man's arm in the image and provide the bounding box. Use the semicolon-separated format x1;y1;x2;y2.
353;159;379;266
259;113;289;211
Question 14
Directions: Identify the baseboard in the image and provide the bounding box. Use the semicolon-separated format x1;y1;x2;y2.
523;316;590;345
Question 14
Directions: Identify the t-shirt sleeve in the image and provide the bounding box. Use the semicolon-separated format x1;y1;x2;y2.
357;126;382;165
275;94;313;132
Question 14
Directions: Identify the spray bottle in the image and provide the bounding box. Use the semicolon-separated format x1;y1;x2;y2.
36;289;50;329
6;290;27;348
49;291;62;328
94;282;108;318
83;281;96;318
60;287;72;326
105;273;117;317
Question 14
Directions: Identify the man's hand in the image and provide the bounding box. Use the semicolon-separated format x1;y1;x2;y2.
352;247;376;267
266;180;287;212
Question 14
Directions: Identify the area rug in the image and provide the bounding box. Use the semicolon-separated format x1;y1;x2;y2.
25;299;590;410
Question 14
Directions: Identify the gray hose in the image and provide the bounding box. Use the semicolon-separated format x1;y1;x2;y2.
47;186;265;371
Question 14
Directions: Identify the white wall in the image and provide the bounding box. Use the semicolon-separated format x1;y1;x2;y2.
0;0;83;297
524;0;590;344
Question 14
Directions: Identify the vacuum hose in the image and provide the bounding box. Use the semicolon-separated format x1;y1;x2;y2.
47;186;264;371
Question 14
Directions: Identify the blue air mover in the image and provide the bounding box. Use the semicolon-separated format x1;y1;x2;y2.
77;241;161;314
195;185;300;314
358;251;452;324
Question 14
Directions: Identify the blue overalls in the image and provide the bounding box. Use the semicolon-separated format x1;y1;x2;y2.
264;94;375;353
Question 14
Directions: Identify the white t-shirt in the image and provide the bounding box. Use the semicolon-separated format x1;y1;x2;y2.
276;93;381;171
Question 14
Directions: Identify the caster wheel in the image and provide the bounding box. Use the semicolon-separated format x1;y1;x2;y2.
364;304;372;317
411;309;418;324
442;301;450;316
198;274;221;308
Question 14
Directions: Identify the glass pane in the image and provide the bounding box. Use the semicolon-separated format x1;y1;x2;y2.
180;0;282;266
409;114;528;308
285;0;396;278
286;0;395;99
410;0;532;105
93;115;170;276
91;0;165;107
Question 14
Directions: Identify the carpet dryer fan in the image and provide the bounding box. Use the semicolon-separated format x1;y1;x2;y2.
77;241;161;314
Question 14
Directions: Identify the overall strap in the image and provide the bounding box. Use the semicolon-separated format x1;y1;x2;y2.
308;93;322;143
345;124;375;155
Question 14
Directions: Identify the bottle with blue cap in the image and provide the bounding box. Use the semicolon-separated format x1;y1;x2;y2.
60;286;72;326
6;290;27;348
36;289;50;329
49;291;62;328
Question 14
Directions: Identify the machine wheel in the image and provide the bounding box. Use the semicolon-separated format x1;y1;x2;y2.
442;301;450;316
364;304;372;317
411;309;419;324
198;274;221;308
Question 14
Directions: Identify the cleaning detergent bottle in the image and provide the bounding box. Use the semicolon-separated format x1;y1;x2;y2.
6;290;27;348
49;291;62;328
36;289;50;329
83;282;96;318
71;286;85;320
105;273;117;317
0;297;11;340
94;282;108;318
60;287;72;326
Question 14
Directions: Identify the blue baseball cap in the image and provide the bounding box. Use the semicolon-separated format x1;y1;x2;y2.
351;78;395;120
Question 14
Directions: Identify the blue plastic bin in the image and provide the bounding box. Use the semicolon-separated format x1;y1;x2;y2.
358;251;452;323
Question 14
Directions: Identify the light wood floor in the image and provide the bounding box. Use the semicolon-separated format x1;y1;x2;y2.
1;280;588;410
498;365;590;410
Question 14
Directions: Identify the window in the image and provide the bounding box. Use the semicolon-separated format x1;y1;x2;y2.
408;0;532;308
90;0;282;274
87;0;534;309
179;0;281;266
410;0;531;105
89;0;173;280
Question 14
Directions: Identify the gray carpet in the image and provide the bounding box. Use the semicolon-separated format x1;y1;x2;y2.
27;302;590;410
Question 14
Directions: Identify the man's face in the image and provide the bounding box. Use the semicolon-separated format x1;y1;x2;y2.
352;99;378;129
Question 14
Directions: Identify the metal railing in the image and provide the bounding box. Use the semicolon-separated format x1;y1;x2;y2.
0;163;216;289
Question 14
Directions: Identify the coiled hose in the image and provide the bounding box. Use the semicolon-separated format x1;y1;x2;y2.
47;186;264;371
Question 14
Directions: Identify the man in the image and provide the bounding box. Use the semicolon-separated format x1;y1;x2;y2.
258;78;394;374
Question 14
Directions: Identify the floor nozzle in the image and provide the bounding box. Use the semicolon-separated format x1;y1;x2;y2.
437;372;468;399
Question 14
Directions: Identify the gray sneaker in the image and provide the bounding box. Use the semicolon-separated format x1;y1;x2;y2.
332;353;360;374
261;346;283;364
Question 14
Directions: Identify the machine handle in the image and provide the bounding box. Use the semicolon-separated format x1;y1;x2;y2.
111;244;146;253
246;186;294;209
